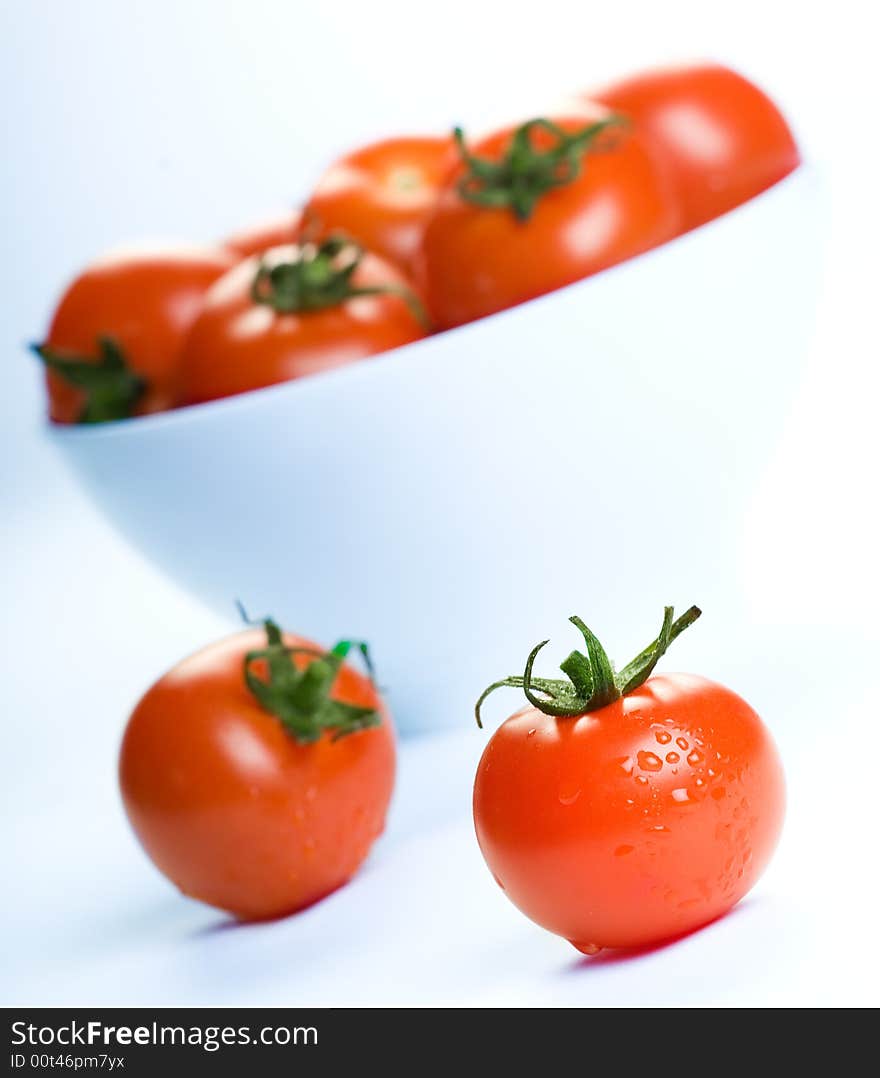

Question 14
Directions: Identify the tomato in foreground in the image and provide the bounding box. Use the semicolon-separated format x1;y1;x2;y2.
590;63;800;232
305;136;454;274
416;109;680;329
33;247;235;423
224;209;304;257
179;237;428;404
473;607;785;953
119;617;396;920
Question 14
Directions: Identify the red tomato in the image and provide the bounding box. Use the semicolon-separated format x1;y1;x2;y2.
473;608;785;953
224;210;303;257
590;63;800;232
416;110;680;329
305;136;455;274
34;247;235;424
178;238;427;405
119;619;396;920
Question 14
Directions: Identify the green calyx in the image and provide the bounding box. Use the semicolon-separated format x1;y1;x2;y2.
250;235;429;328
475;605;702;727
454;115;623;222
243;615;381;744
31;336;146;423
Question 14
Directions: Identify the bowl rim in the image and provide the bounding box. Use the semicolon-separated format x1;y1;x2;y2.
47;165;813;443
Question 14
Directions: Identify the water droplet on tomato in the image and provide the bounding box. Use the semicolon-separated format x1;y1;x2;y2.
614;844;635;857
655;730;672;745
559;786;581;806
687;750;704;766
666;751;680;764
676;737;689;751
571;941;603;956
637;751;663;772
671;788;690;803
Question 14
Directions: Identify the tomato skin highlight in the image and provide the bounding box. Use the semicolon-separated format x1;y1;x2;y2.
590;63;800;232
305;136;455;274
224;210;303;257
178;244;427;405
416;111;680;330
41;247;235;423
119;629;396;920
473;674;784;951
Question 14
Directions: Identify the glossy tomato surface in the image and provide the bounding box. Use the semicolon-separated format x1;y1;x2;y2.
473;674;784;952
305;136;454;274
119;629;396;920
224;210;303;257
416;110;680;330
591;63;800;232
42;247;235;422
178;244;427;405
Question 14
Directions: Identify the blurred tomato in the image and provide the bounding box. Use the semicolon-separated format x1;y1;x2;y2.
179;238;428;404
305;136;454;273
590;63;800;231
35;246;235;423
416;109;680;329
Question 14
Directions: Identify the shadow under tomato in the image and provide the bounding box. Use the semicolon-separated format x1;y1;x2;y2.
187;878;352;940
564;898;756;971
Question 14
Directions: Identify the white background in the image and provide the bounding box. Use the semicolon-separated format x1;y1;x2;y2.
2;0;879;1006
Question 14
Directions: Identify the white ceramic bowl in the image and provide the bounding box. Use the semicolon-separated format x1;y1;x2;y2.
52;168;824;733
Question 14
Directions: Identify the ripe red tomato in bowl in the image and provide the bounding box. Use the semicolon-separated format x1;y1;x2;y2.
473;607;785;953
34;246;236;423
119;617;396;920
415;108;681;329
178;237;429;405
305;135;455;275
589;62;801;233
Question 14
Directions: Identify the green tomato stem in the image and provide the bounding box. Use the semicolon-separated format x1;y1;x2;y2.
454;115;624;221
31;336;146;423
250;235;429;329
239;606;381;743
475;605;702;727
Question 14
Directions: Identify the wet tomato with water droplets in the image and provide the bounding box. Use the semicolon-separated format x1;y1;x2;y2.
473;609;785;952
